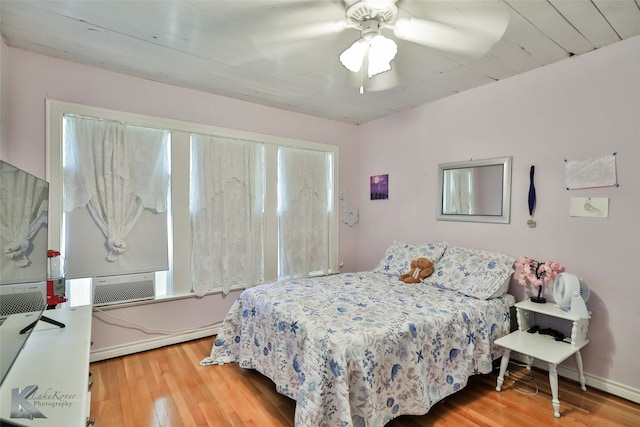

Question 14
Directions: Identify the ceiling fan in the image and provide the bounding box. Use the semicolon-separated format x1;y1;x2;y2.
255;0;510;93
341;0;509;76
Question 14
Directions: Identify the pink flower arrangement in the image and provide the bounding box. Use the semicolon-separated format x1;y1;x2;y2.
514;257;565;303
514;257;565;287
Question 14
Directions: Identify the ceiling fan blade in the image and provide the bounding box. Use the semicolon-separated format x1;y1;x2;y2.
393;9;509;57
259;20;349;45
230;0;346;64
250;20;349;62
249;0;348;48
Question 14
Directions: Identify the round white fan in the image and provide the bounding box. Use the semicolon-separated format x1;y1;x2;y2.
553;272;590;317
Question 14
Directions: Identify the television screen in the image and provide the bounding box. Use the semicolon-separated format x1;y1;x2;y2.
0;161;49;286
0;160;49;386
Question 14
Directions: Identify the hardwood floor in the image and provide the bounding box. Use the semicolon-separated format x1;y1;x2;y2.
90;337;640;427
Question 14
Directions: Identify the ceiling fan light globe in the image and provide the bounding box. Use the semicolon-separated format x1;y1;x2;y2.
367;34;397;77
368;61;391;78
339;39;368;72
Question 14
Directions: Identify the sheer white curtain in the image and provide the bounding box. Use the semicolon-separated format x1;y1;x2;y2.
63;115;170;263
190;134;265;296
278;147;332;279
0;162;48;267
443;169;475;215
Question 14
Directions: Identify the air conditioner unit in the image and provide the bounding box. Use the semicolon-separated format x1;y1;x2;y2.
93;273;155;307
0;282;47;320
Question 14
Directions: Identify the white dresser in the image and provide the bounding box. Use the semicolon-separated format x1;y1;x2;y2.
0;306;93;426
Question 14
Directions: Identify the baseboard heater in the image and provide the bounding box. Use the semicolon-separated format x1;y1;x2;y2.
93;272;155;307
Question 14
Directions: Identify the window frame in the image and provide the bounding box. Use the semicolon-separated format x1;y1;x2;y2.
46;99;339;300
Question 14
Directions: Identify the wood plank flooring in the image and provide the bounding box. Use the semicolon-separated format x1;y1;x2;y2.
90;337;640;426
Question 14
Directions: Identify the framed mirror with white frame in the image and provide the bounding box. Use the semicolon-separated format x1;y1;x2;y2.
437;156;512;224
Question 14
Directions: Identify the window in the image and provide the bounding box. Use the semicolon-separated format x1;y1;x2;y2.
278;147;334;279
190;133;265;296
60;114;171;305
62;115;171;276
47;100;338;305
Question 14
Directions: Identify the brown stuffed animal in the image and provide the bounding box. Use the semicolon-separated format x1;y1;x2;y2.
399;257;434;283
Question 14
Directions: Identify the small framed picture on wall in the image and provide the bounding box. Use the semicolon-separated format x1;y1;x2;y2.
370;174;388;200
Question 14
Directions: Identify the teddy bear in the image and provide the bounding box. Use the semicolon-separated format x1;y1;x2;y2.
399;257;434;284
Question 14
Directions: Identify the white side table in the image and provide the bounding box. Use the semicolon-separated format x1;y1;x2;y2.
494;299;589;418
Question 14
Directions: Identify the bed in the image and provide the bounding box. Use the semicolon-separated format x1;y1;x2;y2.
202;242;516;427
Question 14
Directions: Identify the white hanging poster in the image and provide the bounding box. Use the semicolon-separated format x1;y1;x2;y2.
565;154;617;190
569;197;609;218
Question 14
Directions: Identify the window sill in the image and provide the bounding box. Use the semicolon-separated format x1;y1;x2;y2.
68;285;245;311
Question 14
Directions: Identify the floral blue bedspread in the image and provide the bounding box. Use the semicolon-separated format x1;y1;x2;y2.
201;271;511;427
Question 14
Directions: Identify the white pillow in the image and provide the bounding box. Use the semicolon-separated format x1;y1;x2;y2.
424;253;514;299
373;241;447;276
442;243;515;267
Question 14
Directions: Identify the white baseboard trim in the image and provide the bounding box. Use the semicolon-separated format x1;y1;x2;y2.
510;353;640;404
90;323;221;363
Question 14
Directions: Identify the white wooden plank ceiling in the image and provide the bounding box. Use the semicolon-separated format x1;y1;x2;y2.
1;0;639;124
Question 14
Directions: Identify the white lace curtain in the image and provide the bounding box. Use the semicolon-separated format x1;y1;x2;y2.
190;133;265;296
0;162;48;267
63;115;170;262
443;169;475;215
278;147;332;279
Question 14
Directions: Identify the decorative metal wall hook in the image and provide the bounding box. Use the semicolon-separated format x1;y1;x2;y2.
339;190;359;227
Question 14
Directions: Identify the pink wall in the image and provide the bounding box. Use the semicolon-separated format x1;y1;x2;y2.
355;36;640;391
3;46;359;352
